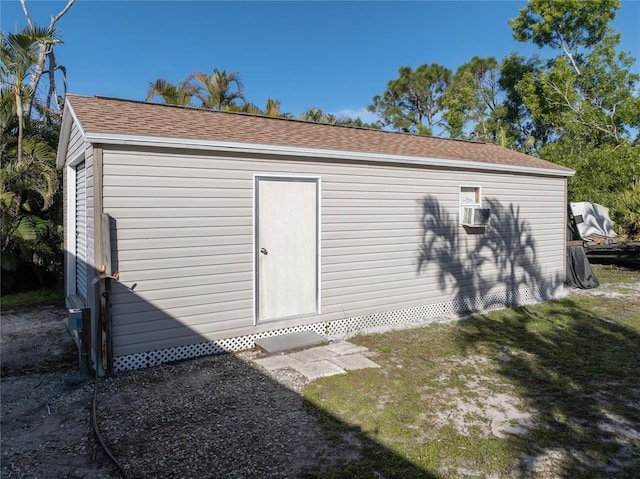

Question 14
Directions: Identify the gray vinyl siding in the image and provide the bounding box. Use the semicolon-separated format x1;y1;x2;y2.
84;149;95;280
102;147;566;357
67;121;85;161
62;163;68;289
75;162;87;300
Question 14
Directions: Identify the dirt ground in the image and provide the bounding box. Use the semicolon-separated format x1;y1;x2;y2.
0;306;357;478
1;306;117;478
1;281;637;478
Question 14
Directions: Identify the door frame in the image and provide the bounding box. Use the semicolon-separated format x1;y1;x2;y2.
253;174;321;325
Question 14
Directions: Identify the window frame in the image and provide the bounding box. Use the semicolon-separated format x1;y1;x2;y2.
459;185;482;226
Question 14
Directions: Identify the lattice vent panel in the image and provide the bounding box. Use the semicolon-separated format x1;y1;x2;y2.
113;282;563;372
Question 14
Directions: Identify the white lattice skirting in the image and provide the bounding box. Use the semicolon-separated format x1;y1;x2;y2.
113;282;564;372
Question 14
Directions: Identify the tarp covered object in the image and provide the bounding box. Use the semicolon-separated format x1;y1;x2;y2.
570;202;618;240
566;245;600;289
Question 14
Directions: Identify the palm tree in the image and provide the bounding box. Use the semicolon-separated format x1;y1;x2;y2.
145;78;198;106
0;27;59;162
1;136;61;292
263;97;286;117
238;98;291;118
299;107;348;125
298;107;325;123
19;0;75;120
1;138;58;239
0;1;74;292
189;68;245;111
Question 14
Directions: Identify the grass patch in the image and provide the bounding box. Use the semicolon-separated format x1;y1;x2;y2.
1;288;65;310
304;267;640;478
591;263;640;284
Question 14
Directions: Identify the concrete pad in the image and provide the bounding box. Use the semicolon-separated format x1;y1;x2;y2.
289;346;336;363
253;355;304;371
324;341;369;356
255;331;328;354
329;353;381;371
291;360;346;380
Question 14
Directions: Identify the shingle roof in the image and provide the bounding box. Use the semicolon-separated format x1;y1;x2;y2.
66;94;572;175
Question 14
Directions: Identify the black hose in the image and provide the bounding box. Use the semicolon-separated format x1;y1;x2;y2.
91;367;131;479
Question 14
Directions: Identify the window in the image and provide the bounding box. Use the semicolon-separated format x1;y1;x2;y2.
459;186;490;227
460;186;480;207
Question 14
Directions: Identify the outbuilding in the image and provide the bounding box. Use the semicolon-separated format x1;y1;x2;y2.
57;95;574;374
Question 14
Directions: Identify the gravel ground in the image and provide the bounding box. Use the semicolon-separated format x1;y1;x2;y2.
0;306;359;479
95;352;359;478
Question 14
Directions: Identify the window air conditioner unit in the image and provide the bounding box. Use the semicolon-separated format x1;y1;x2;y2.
461;206;491;227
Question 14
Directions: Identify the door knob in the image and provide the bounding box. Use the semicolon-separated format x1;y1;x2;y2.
260;248;268;255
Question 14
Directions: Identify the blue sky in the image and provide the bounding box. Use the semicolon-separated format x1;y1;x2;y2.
2;0;639;122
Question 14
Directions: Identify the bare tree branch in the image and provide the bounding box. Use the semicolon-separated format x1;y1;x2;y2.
541;77;620;142
46;48;57;113
20;0;75;119
48;0;76;32
19;0;34;29
561;41;582;76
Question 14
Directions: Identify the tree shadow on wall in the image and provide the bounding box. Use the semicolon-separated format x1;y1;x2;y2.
417;195;560;311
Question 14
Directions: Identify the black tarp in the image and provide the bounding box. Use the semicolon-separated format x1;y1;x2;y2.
566;245;600;289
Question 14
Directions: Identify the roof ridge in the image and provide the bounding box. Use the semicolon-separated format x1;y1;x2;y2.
84;94;488;147
63;94;573;175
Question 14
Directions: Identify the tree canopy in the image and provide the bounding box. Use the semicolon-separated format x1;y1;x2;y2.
368;64;451;136
507;0;639;236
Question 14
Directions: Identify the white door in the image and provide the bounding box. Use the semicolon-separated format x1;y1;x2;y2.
75;162;87;301
256;177;319;322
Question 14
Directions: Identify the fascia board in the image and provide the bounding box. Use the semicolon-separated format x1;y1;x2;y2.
84;131;575;177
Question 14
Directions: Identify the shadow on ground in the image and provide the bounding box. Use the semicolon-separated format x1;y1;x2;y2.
95;350;436;478
457;296;640;478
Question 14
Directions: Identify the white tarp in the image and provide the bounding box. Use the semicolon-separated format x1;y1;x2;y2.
570;201;618;240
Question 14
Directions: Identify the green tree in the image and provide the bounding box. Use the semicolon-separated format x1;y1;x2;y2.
441;56;501;141
497;53;550;151
1;139;59;242
618;182;640;239
240;98;292;118
145;78;198;106
509;0;640;235
0;28;60;162
18;0;74;121
368;64;451;135
1;117;62;291
298;107;379;128
298;107;344;124
0;0;74;292
510;0;618;76
515;35;639;145
509;0;638;144
189;68;245;111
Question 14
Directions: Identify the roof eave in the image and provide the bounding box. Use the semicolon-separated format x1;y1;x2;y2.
83;131;575;178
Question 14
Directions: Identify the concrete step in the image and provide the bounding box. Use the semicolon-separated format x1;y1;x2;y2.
255;331;328;354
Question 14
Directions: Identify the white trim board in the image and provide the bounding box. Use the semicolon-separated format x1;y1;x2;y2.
81;131;574;178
